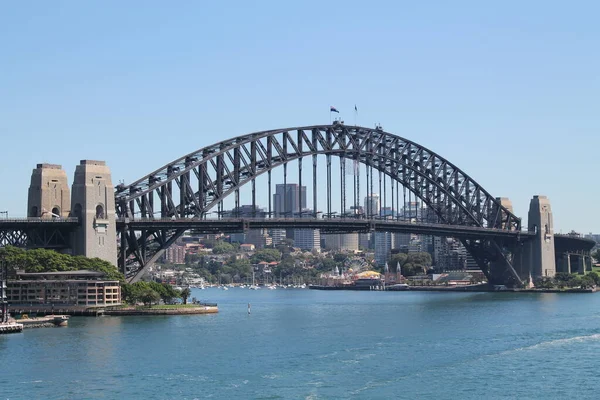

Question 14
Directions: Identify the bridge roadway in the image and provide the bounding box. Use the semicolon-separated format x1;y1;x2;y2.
116;217;535;241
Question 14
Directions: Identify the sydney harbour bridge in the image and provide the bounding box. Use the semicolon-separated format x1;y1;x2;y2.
0;123;594;287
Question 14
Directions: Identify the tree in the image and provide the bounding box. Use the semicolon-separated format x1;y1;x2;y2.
534;277;554;289
148;281;180;303
212;241;235;254
402;263;417;276
180;288;192;304
389;253;408;272
592;249;600;263
227;258;252;280
321;258;337;271
580;274;595;289
333;253;348;264
587;271;600;286
407;252;432;268
139;288;161;306
250;249;281;264
568;275;583;288
0;246;124;281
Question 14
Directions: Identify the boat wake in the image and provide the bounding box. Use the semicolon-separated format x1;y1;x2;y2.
503;333;600;355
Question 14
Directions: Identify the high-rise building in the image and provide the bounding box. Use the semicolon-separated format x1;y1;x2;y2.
294;228;321;252
375;231;395;267
270;229;287;246
359;233;372;250
273;184;306;217
364;194;380;218
323;233;359;251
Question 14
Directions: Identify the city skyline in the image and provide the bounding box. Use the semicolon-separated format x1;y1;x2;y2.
2;2;599;232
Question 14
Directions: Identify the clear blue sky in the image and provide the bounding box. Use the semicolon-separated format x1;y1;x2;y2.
1;1;598;232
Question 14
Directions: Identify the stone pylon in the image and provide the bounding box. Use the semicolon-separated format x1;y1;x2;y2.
27;164;71;218
527;195;556;279
70;160;117;266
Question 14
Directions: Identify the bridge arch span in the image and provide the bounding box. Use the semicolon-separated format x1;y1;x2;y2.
117;125;519;228
116;124;522;283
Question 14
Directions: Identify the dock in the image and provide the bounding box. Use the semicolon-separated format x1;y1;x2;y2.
17;315;69;328
0;322;24;334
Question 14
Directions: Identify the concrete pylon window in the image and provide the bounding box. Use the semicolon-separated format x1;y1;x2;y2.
96;204;105;219
52;207;60;218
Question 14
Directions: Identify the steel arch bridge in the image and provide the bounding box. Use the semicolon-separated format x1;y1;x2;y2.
115;124;527;285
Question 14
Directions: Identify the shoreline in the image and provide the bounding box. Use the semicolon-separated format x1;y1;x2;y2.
308;284;596;293
104;306;218;316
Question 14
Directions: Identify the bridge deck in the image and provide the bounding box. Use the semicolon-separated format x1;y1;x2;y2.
117;217;534;240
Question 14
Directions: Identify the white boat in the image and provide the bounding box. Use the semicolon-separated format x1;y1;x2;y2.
249;285;260;290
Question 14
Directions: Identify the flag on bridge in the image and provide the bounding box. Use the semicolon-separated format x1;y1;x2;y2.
330;106;339;113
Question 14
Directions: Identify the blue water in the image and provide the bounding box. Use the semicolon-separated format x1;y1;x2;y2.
2;289;600;399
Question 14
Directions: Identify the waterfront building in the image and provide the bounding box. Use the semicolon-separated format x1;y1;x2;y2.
7;270;121;307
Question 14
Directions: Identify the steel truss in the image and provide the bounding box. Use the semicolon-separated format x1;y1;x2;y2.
116;124;523;284
0;220;77;249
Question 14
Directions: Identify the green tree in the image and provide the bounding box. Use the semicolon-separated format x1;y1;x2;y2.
568;274;583;288
402;262;417;276
148;281;180;303
321;258;337;271
333;253;349;265
389;253;408;272
212;241;235;254
407;252;432;268
0;246;124;281
587;271;600;286
534;277;555;289
580;274;595;289
139;288;161;306
180;288;192;304
250;249;281;264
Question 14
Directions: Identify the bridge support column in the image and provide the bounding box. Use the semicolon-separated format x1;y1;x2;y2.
70;160;117;267
575;254;586;275
523;195;556;281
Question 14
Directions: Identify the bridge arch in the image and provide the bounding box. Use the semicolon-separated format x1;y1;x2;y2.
116;124;519;229
116;124;522;283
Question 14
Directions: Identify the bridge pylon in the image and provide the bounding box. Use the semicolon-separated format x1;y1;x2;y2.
27;164;71;218
70;160;117;267
514;195;556;282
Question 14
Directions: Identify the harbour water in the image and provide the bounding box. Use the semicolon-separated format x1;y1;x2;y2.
2;288;600;399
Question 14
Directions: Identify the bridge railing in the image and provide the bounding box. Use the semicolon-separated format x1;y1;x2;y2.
0;217;80;223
